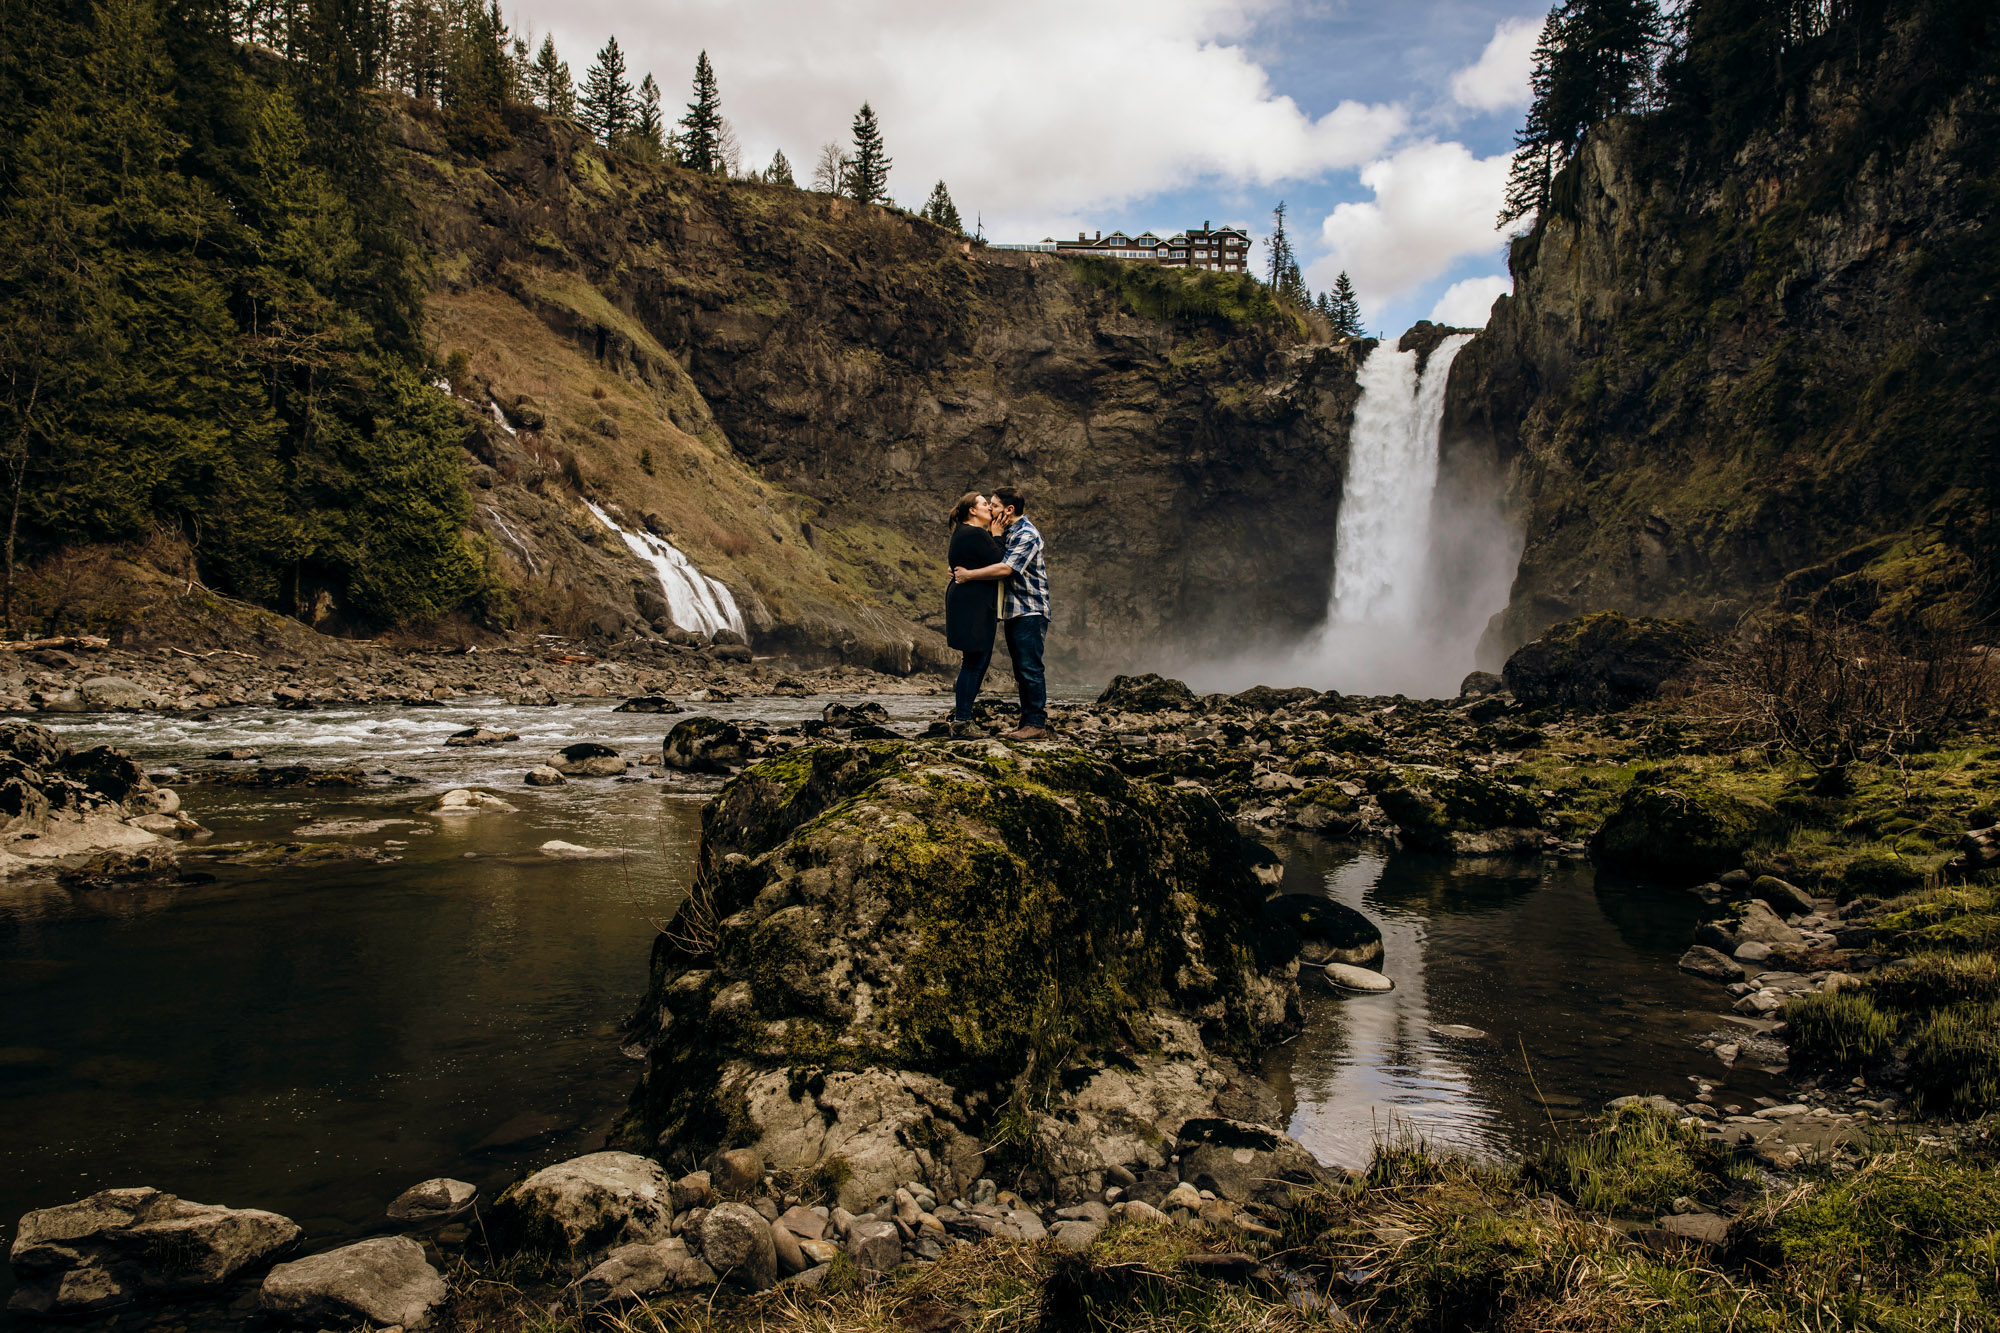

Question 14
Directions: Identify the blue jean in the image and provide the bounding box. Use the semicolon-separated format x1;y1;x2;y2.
953;649;992;722
1004;615;1048;728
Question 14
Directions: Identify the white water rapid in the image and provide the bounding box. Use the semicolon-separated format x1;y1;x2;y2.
1193;332;1520;697
584;501;746;639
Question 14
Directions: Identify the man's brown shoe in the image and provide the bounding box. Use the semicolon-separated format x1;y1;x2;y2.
999;725;1050;741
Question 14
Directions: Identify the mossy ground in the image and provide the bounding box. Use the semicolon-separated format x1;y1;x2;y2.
424;1109;2000;1333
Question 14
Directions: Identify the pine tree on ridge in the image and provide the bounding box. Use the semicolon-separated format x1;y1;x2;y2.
679;50;722;173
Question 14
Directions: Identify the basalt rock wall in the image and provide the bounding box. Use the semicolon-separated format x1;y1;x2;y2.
1447;16;2000;654
407;112;1364;675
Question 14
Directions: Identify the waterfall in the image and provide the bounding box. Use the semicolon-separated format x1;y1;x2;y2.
584;501;746;639
1328;334;1472;628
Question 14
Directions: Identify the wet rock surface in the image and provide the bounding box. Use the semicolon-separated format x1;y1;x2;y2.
7;1187;301;1315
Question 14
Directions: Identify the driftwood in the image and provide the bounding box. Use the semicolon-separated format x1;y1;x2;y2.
0;636;109;652
167;646;258;661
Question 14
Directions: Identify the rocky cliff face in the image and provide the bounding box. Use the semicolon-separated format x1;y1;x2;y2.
1448;23;2000;653
405;112;1362;674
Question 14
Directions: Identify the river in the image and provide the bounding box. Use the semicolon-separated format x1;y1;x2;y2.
0;697;1775;1323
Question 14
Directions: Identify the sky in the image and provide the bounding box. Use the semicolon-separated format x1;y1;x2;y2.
513;0;1548;336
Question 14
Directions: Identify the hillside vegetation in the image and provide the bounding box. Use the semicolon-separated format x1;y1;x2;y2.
0;0;488;629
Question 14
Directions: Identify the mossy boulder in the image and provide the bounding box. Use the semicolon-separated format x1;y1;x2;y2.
1374;768;1544;853
1261;893;1383;965
1501;612;1711;711
1595;779;1787;884
664;716;750;773
624;740;1300;1209
1096;673;1201;713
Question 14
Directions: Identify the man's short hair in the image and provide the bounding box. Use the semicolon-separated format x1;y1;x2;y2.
993;486;1026;516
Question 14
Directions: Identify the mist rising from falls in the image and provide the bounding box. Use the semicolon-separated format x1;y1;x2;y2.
1190;334;1521;698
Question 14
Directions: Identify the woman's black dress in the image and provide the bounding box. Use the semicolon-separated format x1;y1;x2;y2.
945;523;1004;652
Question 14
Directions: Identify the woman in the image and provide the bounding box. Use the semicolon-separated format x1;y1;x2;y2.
944;491;1006;729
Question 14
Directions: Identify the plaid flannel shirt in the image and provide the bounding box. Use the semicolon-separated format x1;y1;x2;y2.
1001;517;1050;620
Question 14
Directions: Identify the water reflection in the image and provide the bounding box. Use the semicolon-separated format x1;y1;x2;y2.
1263;837;1771;1169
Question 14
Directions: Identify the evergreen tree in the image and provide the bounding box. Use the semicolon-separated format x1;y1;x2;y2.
678;50;721;172
628;73;664;158
1329;271;1364;337
919;179;961;233
847;102;890;205
529;35;572;116
391;0;446;103
1502;0;1666;224
439;0;511;151
764;148;795;187
580;35;631;146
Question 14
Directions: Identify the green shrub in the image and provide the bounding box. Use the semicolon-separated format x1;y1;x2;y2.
1908;1003;2000;1118
1784;990;1895;1071
1876;887;2000;953
1065;257;1290;330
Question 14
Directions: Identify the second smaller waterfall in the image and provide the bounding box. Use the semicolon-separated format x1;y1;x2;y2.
585;501;746;639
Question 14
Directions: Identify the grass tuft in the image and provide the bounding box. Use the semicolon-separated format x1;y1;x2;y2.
1783;989;1896;1071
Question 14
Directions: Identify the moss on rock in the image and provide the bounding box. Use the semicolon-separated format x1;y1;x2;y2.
1501;612;1711;711
1595;778;1787;883
627;739;1300;1168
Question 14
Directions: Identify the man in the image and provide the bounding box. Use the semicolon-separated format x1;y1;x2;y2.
950;486;1049;740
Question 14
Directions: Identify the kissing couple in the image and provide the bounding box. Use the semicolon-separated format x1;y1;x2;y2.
944;486;1050;741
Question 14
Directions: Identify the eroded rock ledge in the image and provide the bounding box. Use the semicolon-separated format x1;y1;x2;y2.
619;740;1305;1214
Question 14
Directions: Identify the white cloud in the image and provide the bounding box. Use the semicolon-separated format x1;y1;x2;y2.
1305;140;1513;317
1430;274;1511;327
526;0;1406;237
1449;16;1541;114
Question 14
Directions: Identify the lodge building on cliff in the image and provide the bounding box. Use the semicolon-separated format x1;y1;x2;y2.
993;222;1251;272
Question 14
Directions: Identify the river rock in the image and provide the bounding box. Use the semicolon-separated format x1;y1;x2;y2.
822;701;889;726
1749;875;1815;917
524;765;566;786
572;1239;715;1307
1500;612;1710;711
492;1151;672;1255
446;727;518;747
1595;779;1787;884
845;1217;901;1274
697;1202;776;1289
770;1218;807;1274
7;1187;302;1315
386;1178;477;1222
614;696;683;714
710;1148;764;1194
540;840;620;858
670;1171;712;1211
1324;962;1393;993
552;743;626;777
1263;893;1383;966
1654;1211;1730;1248
1096;673;1200;713
775;1205;824;1240
627;743;1300;1214
662;716;750;773
1177;1118;1336;1208
258;1236;446;1329
1677;945;1744;982
422;788;517;815
78;676;155;711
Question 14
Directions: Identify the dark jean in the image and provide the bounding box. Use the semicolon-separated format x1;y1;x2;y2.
1004;614;1049;728
953;648;992;722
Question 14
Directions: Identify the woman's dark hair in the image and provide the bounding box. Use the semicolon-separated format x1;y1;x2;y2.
949;491;984;526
